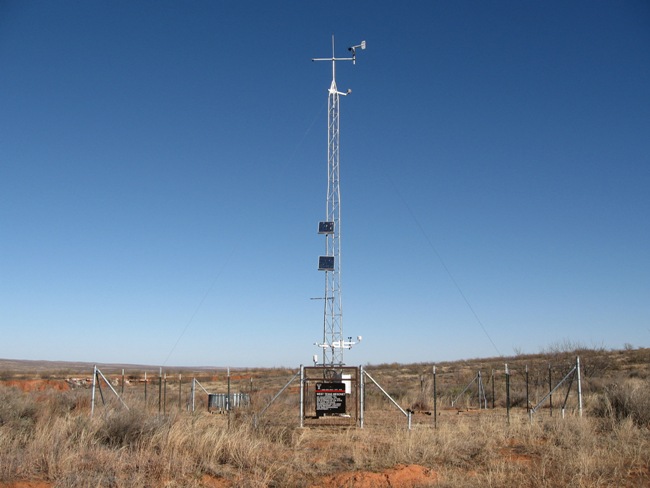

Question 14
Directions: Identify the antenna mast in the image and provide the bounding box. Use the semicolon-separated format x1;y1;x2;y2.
312;36;366;367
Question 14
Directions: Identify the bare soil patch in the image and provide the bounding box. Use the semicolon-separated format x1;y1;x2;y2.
0;380;69;392
310;464;438;488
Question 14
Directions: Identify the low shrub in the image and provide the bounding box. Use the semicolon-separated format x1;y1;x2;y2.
95;409;168;449
0;387;38;435
592;379;650;427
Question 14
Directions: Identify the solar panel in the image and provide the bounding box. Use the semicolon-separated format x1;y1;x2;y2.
318;256;334;271
318;221;334;234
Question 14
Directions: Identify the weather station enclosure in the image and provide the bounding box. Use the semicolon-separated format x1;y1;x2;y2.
300;366;360;426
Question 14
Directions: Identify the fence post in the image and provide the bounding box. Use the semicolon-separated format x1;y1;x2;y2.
433;365;437;429
91;365;97;417
158;368;162;415
360;366;365;429
227;367;231;429
178;374;182;411
144;371;147;407
577;356;583;418
505;364;510;425
525;364;529;414
491;369;495;409
191;378;196;413
548;364;552;417
299;365;305;428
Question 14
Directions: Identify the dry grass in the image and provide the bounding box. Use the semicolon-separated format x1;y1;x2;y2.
1;348;649;487
1;379;649;487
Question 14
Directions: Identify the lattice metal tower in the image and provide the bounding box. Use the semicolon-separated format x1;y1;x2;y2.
312;37;365;367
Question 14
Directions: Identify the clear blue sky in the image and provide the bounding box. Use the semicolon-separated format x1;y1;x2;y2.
1;1;648;368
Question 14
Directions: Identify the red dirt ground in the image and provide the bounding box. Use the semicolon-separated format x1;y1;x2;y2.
0;380;69;392
309;464;438;488
200;474;233;487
